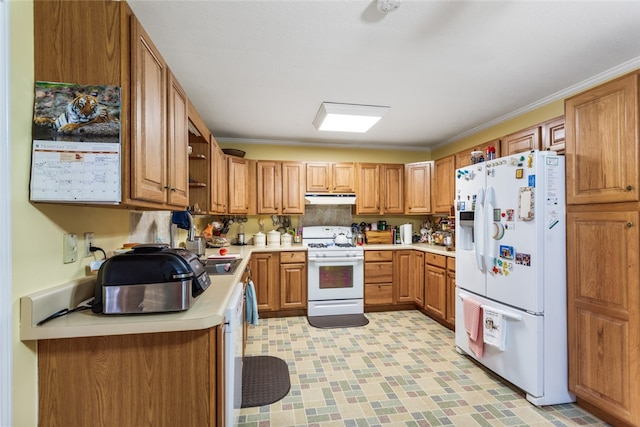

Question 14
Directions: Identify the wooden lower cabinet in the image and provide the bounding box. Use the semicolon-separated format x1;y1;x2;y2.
445;257;456;328
412;251;425;307
364;250;394;307
38;327;224;427
424;253;447;321
393;250;413;303
251;251;306;315
279;251;307;310
251;252;280;312
567;207;640;426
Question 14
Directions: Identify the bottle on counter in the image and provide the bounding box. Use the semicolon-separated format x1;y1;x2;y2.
237;223;245;245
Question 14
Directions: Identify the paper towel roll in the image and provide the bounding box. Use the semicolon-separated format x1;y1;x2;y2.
401;223;412;244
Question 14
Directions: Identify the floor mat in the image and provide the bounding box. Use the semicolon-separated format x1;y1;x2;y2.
308;313;369;329
241;356;290;408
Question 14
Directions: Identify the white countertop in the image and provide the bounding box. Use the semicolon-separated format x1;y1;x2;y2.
20;243;452;341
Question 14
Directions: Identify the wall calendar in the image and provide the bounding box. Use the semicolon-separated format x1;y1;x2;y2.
30;81;122;203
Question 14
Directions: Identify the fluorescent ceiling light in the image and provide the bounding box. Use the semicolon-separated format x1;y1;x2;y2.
313;102;390;133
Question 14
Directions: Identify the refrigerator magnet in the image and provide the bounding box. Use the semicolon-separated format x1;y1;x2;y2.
518;187;535;220
515;168;524;179
515;252;531;266
500;245;514;259
505;209;515;221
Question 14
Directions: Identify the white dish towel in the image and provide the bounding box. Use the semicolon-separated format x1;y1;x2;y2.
483;308;506;351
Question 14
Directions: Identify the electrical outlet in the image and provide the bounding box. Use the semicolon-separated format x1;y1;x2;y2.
84;232;95;257
63;233;78;263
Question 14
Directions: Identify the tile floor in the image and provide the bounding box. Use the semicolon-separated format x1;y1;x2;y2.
239;310;608;427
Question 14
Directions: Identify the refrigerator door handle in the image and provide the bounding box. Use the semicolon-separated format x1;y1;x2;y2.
484;186;496;272
474;188;485;272
458;293;523;321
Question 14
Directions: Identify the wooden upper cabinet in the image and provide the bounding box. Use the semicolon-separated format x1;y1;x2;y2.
455;139;501;169
381;164;404;214
565;72;639;205
166;72;189;208
34;1;128;87
356;163;403;214
227;156;250;214
210;140;228;214
256;161;280;214
332;163;355;192
34;1;195;210
130;17;169;205
281;162;306;214
542;116;566;154
433;155;455;213
356;163;381;214
306;162;330;193
503;126;541;155
404;161;432;214
306;162;355;193
257;161;305;214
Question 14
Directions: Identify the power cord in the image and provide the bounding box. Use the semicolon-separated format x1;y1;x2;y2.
89;244;107;260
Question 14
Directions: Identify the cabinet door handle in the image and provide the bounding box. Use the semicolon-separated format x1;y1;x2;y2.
626;222;634;228
163;185;170;189
626;185;633;191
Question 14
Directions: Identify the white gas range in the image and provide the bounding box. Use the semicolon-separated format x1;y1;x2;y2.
302;226;364;317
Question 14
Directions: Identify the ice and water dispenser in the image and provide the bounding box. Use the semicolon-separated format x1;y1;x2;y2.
458;211;475;250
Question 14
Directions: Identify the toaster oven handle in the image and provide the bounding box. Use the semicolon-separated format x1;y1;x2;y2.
172;272;194;280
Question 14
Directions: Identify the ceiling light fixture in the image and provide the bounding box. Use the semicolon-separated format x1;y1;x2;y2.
377;0;401;13
313;102;390;133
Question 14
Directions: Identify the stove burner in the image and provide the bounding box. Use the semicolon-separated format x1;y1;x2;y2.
306;242;358;249
307;243;328;248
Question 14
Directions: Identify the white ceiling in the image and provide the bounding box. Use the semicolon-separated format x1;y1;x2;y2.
127;0;640;152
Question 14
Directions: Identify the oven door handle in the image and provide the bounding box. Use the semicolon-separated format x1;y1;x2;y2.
309;257;364;263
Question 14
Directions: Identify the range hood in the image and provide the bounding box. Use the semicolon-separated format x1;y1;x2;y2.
304;193;356;205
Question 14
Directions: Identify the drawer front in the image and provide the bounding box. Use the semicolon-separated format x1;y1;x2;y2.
365;284;393;305
447;256;455;271
280;251;306;263
365;250;394;262
425;253;447;268
365;262;393;283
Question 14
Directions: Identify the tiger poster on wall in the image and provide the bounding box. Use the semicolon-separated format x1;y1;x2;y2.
30;81;122;203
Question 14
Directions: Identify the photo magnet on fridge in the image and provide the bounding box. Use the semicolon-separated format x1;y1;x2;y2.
500;245;514;260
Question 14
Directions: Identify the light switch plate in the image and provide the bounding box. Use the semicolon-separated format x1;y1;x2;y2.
63;233;78;263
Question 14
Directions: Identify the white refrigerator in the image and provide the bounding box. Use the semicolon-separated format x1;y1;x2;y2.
454;150;575;406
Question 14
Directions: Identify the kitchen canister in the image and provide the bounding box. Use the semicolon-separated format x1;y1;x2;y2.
253;232;266;247
267;230;281;246
281;233;292;246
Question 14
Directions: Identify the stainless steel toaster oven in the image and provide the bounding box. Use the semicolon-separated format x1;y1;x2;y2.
91;244;211;314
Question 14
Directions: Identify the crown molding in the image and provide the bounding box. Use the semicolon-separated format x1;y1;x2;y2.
215;136;432;152
434;57;640;150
